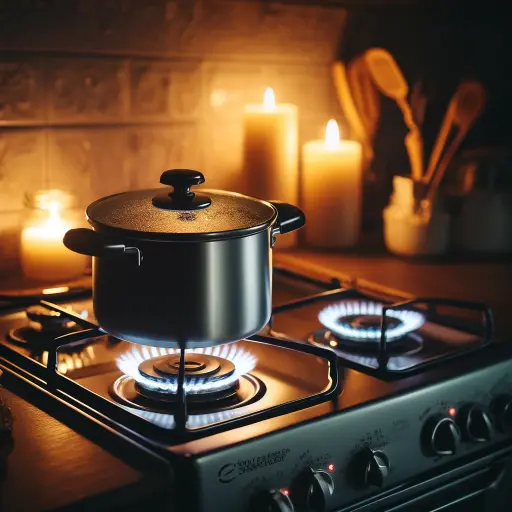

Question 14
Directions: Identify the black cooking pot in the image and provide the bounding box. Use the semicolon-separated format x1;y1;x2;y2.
63;169;305;348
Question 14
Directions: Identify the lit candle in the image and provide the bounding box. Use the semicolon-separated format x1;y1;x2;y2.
21;201;86;282
243;88;299;248
302;120;363;248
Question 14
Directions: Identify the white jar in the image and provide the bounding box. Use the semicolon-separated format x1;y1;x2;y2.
383;176;450;257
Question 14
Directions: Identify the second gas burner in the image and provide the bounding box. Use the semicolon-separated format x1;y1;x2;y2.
318;300;425;345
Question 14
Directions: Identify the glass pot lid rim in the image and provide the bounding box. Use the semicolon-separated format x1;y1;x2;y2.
85;187;278;241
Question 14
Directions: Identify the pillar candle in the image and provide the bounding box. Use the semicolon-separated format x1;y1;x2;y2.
302;120;363;248
243;88;298;248
21;203;86;282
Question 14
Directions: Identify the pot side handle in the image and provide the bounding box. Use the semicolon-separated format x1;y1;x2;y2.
269;201;306;236
63;228;142;266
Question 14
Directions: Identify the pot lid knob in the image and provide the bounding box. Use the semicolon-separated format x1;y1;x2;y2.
152;169;212;211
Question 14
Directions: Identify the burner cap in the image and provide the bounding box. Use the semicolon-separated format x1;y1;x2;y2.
138;353;235;385
318;300;425;343
347;314;401;330
117;344;257;396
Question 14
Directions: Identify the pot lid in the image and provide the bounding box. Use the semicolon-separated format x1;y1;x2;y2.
86;169;277;241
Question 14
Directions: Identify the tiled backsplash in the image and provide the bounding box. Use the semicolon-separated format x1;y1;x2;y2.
0;0;345;273
0;0;345;206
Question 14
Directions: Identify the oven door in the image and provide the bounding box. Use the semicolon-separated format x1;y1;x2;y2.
344;445;512;511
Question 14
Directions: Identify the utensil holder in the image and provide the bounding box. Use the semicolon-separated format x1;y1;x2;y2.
383;176;450;257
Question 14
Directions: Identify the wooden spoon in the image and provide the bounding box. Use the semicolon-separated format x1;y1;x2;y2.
332;61;367;144
332;60;375;173
365;48;424;181
424;82;486;206
424;81;486;185
348;54;381;146
423;99;456;185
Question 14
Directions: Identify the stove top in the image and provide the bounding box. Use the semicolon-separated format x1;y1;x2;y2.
1;266;511;512
270;270;493;375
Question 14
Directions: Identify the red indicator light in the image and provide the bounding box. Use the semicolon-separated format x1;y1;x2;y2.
280;489;290;496
449;407;456;417
328;463;335;472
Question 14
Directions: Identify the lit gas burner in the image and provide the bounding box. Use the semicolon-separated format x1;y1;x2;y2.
139;352;236;392
318;300;425;344
112;344;264;415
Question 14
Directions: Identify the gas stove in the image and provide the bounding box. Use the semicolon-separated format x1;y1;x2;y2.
1;266;512;512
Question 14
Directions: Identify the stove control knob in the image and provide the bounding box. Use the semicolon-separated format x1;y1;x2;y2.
458;404;493;442
422;415;461;456
491;395;512;434
291;467;334;512
250;489;294;512
361;448;390;488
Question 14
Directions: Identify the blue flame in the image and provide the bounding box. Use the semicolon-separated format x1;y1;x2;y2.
117;344;256;394
319;300;425;342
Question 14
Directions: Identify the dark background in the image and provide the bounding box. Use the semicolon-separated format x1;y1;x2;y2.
339;2;510;178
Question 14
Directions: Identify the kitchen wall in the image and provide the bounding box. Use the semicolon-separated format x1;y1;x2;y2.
0;0;346;204
0;0;346;272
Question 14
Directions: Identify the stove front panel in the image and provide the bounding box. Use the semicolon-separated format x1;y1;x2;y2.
196;355;512;512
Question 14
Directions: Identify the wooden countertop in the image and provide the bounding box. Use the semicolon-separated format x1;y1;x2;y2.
0;381;168;511
275;250;512;342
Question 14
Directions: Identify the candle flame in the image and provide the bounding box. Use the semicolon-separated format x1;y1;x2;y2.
325;119;340;148
47;201;62;225
20;191;84;282
263;87;276;110
28;200;69;239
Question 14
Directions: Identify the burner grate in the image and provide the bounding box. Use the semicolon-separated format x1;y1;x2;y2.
32;300;341;442
270;267;494;377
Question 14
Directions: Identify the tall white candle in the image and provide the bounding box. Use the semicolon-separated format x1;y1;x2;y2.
243;88;299;248
302;120;363;248
21;202;86;282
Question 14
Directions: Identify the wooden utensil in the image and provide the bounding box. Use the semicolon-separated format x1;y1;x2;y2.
410;79;427;127
332;61;367;144
424;82;486;205
424;81;486;185
332;60;375;174
423;100;456;185
365;48;424;181
347;54;381;145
